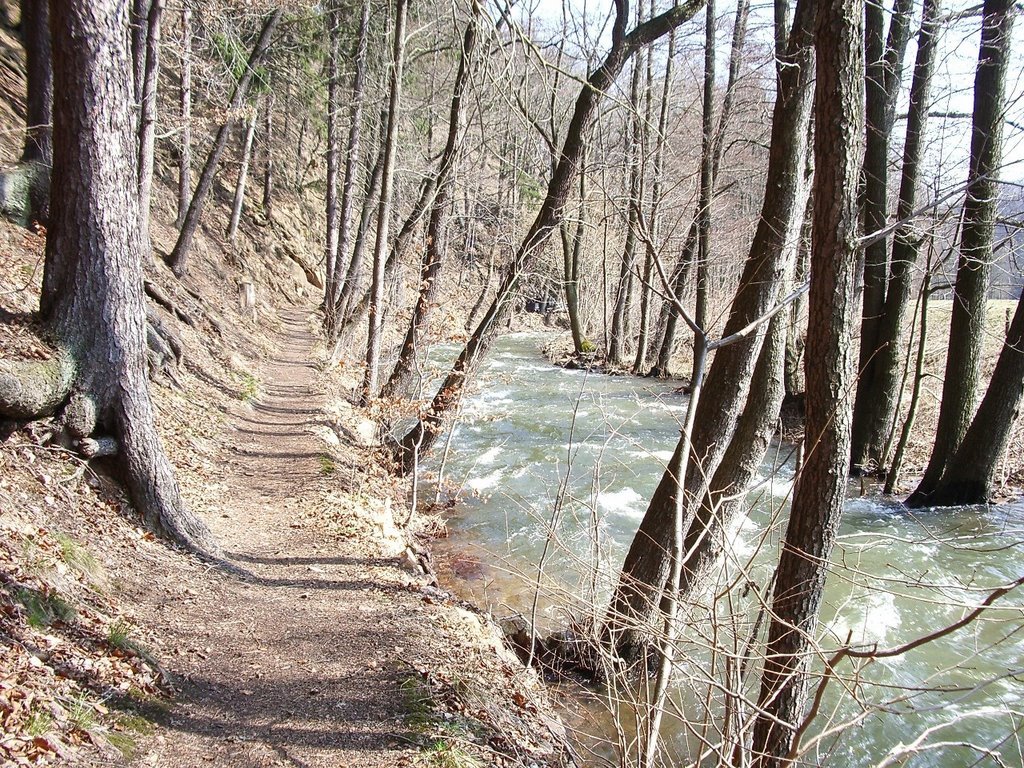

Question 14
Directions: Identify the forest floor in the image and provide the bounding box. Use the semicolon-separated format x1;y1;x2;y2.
0;223;570;767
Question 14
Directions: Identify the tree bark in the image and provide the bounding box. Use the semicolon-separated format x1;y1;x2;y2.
381;11;480;400
167;9;282;277
137;0;163;258
852;0;940;475
690;0;716;386
909;0;1015;506
323;0;343;326
750;1;864;761
0;0;51;225
226;108;257;245
177;4;192;230
849;0;914;473
361;0;409;403
39;0;217;557
324;0;371;338
925;290;1024;505
603;0;814;662
394;0;708;472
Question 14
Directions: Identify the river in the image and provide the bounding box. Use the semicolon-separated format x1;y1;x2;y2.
419;332;1024;766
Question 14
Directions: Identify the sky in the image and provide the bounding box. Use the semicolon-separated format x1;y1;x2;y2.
497;0;1024;186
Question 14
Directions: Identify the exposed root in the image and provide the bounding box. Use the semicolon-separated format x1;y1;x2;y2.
0;350;74;419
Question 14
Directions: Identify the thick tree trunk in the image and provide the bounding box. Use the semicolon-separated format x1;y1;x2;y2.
852;0;940;474
39;0;217;557
394;0;708;472
362;0;409;402
909;0;1014;506
137;0;163;257
226;109;257;245
167;10;282;277
177;4;192;229
381;12;480;400
925;290;1024;505
0;0;51;225
324;0;370;338
603;0;814;662
849;0;913;473
749;2;864;762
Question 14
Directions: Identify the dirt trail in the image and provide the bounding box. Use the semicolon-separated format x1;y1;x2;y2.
138;309;418;768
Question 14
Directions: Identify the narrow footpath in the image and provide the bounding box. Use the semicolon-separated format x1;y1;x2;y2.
137;310;421;768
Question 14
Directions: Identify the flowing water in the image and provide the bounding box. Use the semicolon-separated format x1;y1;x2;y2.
418;332;1024;766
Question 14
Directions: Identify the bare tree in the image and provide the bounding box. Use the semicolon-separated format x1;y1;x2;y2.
324;0;371;338
137;0;163;257
750;0;864;762
393;0;708;472
603;0;815;662
168;9;282;277
909;0;1016;506
849;0;914;473
381;8;482;400
361;0;409;403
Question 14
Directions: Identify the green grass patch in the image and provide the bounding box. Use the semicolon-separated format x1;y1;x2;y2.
236;371;260;402
54;532;103;584
14;586;76;628
318;454;337;476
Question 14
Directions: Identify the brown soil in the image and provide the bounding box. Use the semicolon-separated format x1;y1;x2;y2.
130;308;418;767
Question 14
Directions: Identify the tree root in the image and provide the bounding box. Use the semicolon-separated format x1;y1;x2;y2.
0;160;49;226
0;352;74;419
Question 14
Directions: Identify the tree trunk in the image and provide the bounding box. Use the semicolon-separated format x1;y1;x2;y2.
849;0;914;473
632;22;676;375
690;0;715;386
394;0;708;472
130;0;151;107
560;166;588;354
226;108;257;245
322;0;343;327
337;135;385;325
361;0;409;403
648;0;749;378
177;4;192;230
603;0;814;663
167;9;282;277
0;0;51;225
908;0;1014;506
784;198;812;397
381;11;480;400
261;91;273;217
137;0;163;258
38;0;217;557
608;58;645;368
325;0;370;338
749;1;864;761
851;0;940;474
924;290;1024;505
